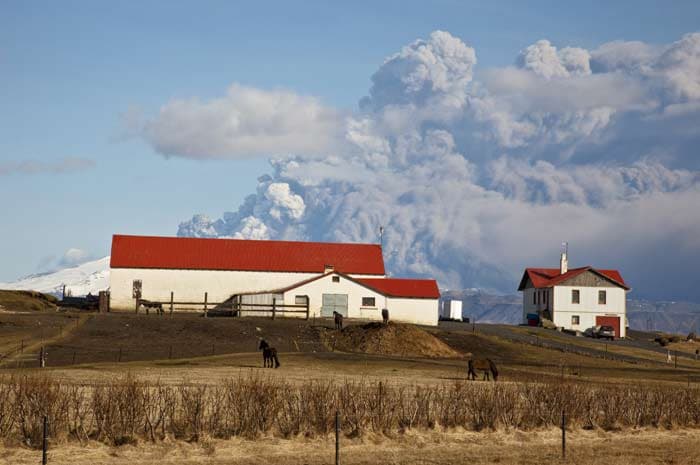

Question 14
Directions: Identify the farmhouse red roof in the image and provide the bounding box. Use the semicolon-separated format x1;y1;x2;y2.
357;278;441;299
110;235;385;275
518;267;629;290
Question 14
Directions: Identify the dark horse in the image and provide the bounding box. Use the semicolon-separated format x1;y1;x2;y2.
467;358;498;381
258;339;280;368
333;311;343;330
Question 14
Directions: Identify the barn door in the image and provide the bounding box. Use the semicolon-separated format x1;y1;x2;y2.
321;294;348;317
596;316;620;338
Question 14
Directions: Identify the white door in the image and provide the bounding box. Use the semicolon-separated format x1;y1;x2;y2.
321;294;348;317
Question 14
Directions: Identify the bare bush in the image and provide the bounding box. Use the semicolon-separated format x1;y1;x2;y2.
0;374;697;446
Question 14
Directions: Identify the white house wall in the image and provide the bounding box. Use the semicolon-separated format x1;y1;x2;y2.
521;288;552;323
281;273;386;321
110;267;382;311
552;286;626;337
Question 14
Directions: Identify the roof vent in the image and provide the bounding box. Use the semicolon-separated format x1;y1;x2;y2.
560;242;568;275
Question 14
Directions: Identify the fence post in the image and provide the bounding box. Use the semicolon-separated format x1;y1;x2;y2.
170;292;174;316
335;410;340;465
204;292;208;318
72;351;76;365
39;347;45;368
561;409;566;460
20;339;24;354
305;296;310;320
272;298;276;320
42;415;48;465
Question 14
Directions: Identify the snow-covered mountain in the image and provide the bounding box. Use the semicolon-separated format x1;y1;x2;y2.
0;257;110;297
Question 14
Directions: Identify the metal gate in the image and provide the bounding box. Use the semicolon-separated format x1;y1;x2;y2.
321;294;348;317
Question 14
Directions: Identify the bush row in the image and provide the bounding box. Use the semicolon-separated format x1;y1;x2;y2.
1;374;698;447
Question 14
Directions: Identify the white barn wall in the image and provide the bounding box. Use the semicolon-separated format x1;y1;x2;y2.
281;273;387;320
552;286;626;337
110;267;383;311
387;297;439;326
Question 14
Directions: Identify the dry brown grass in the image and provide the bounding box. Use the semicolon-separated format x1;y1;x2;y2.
2;428;700;464
0;373;698;451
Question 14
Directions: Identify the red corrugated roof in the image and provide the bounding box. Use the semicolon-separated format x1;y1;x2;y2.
110;235;385;275
518;267;629;290
357;278;441;299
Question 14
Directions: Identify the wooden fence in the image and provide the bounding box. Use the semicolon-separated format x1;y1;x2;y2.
136;292;310;320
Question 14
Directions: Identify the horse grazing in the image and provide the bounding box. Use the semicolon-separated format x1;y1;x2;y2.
333;311;344;330
139;299;164;316
258;339;280;368
467;358;498;381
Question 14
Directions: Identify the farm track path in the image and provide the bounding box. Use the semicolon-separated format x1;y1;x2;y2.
0;313;92;368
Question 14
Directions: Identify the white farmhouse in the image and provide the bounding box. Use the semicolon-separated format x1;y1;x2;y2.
109;234;439;326
517;250;630;338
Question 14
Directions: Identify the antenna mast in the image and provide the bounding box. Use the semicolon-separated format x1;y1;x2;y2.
379;226;385;249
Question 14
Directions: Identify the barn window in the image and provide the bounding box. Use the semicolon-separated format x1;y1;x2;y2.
362;297;376;307
571;290;580;304
332;276;340;283
571;315;580;325
533;292;536;305
294;295;307;305
132;280;142;299
598;290;607;305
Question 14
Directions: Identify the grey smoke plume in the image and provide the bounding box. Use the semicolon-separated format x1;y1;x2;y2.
170;30;700;300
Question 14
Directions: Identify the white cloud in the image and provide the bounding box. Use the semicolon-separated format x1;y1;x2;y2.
0;157;95;176
265;182;305;220
233;216;270;240
516;40;591;79
143;84;344;159
58;248;91;267
361;30;477;112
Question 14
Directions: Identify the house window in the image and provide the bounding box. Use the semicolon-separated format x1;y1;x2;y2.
332;276;340;283
571;289;580;304
571;315;580;325
598;290;607;305
294;295;307;305
362;297;376;307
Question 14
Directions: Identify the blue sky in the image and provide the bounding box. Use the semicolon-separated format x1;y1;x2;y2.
1;1;699;297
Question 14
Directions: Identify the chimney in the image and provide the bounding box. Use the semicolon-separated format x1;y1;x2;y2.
324;264;334;274
560;242;568;275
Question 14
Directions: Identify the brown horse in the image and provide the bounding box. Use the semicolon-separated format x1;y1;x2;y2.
467;358;498;381
333;311;343;330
